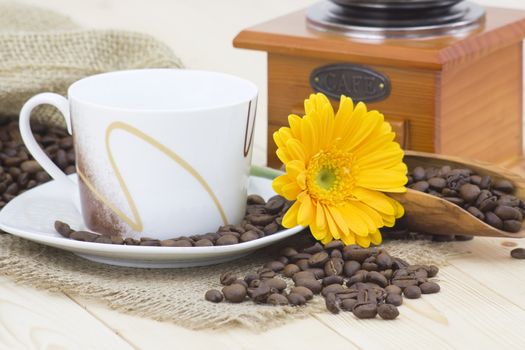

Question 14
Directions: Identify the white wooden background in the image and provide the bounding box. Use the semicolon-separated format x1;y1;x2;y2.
4;1;525;349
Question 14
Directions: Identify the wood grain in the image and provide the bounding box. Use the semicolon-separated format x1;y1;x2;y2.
437;42;523;163
70;298;359;350
0;277;132;350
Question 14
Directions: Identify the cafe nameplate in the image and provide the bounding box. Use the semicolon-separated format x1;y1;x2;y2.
310;64;390;103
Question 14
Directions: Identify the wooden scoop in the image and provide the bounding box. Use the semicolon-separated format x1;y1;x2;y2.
389;151;525;238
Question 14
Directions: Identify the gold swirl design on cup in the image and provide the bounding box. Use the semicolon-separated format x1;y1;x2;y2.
77;121;228;233
243;99;257;157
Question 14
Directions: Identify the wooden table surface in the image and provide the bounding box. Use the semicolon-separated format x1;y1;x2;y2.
1;162;524;350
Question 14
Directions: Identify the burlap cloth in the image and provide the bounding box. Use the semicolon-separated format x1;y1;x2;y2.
0;1;470;331
0;1;183;127
0;231;467;331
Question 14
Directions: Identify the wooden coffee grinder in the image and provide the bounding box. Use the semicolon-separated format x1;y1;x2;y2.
234;0;525;168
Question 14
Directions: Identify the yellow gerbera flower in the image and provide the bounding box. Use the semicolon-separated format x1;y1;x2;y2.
272;93;407;247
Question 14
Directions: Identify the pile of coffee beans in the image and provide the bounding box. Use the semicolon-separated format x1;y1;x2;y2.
54;194;292;246
407;165;524;232
205;239;441;320
0;119;75;208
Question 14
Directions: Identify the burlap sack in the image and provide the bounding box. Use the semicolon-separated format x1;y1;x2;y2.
0;1;183;127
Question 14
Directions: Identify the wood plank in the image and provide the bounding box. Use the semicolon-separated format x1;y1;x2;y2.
448;237;525;309
313;263;525;349
0;277;132;350
69;297;360;350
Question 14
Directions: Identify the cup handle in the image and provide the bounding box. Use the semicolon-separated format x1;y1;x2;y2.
19;93;76;192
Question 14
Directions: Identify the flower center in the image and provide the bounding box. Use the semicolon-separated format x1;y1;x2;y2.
306;149;356;205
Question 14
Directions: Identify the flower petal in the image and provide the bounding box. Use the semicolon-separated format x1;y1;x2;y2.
369;230;382;245
339;203;369;236
352;187;395;215
285;138;307;163
310;223;327;241
357;169;408;191
297;194;314;227
282;200;300;228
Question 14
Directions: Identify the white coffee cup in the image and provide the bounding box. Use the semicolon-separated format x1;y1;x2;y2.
19;69;258;240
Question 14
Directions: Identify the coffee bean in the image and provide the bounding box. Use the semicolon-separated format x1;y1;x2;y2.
283;264;301;277
366;271;388;287
377;304;399;320
216;234;239;245
362;262;379;271
467;206;485;220
459;183;481;203
222;284;247;303
262;278;287;291
54;220;73;238
247;194;265;205
267;293;288;306
325;293;339;314
340;298;357;311
169;240;192;247
205;289;223;303
420;282;440;294
324;240;344;251
485;212;503;230
307;268;325;279
264;196;285;214
264;261;285;272
308;251;329;267
510;248;525;259
290;286;314;300
322;275;344;286
428;177;446;190
503;220;521;233
413;166;425;181
480;196;499;212
479;175;492;189
248;285;271;303
249;214;275;226
70;230;99;242
292;270;316;283
403;286;422;299
303;242;324;254
343;260;361;277
386;293;403;306
110;236;124;244
321;284;346;297
195;238;214;246
294;279;322;294
290;253;312;262
258;269;276;279
287;293;306;306
353;304;377;319
324;258;344;276
296;259;310;271
240;230;259;242
410;181;429;192
494;179;514;194
95;236;112;244
331;250;343;259
494;206;522;221
376;252;393;269
498;195;520;208
263;222;279;235
426;265;439;278
232;279;249;289
220;272;237;286
280;247;298;258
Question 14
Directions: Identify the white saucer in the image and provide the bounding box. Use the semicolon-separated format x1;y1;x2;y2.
0;174;303;268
